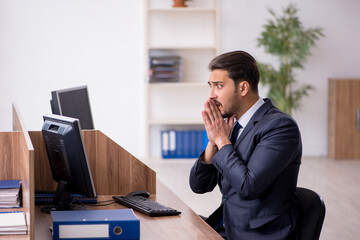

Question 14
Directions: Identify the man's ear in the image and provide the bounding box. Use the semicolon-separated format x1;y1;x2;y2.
238;81;250;96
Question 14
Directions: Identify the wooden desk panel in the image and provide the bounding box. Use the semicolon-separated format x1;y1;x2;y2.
0;104;34;239
35;180;222;240
29;130;156;195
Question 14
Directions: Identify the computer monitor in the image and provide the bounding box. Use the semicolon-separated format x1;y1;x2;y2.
41;114;96;213
50;85;94;129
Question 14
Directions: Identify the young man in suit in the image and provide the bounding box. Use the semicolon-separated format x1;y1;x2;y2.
189;51;302;240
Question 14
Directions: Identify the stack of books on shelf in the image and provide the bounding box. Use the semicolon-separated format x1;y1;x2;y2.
161;130;208;159
0;211;27;235
0;180;21;208
149;56;182;83
0;180;26;235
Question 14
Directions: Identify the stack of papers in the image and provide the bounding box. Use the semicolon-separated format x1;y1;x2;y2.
0;180;21;208
0;211;27;235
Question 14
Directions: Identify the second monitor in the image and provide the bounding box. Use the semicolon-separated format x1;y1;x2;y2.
50;85;94;129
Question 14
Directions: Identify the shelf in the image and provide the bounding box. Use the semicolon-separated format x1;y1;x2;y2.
149;7;216;12
144;0;218;160
148;7;216;48
149;45;217;50
148;82;208;88
149;118;204;125
144;157;197;164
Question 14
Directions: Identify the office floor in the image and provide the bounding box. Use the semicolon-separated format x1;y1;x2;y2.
145;157;360;240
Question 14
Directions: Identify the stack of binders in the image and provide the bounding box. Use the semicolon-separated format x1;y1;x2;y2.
0;180;21;208
161;130;208;159
148;56;182;83
0;211;27;235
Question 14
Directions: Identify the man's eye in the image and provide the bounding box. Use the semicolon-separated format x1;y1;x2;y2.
217;84;223;89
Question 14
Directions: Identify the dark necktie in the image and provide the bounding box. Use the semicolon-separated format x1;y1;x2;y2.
230;122;241;144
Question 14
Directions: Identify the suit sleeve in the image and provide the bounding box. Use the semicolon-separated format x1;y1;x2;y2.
189;152;218;193
212;116;301;200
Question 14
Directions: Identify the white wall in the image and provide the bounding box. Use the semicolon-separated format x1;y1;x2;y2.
0;0;145;158
220;0;360;156
1;0;360;158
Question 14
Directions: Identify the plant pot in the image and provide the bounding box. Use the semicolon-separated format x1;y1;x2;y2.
172;0;187;8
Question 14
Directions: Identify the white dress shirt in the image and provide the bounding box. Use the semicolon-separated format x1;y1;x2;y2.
233;97;265;140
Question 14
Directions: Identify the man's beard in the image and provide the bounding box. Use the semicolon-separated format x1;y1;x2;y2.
216;98;239;119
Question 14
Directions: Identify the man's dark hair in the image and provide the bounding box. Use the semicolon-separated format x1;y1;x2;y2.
208;50;260;92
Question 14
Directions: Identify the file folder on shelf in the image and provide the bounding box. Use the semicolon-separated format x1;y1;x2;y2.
51;209;140;240
0;180;21;208
0;180;21;190
0;211;27;235
161;129;209;159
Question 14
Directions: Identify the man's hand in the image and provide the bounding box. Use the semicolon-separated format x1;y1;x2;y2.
201;99;234;163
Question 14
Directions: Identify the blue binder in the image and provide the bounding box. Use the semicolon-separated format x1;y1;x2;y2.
195;130;203;156
175;130;184;158
0;179;21;208
189;130;197;158
202;130;208;151
51;209;140;240
0;179;21;189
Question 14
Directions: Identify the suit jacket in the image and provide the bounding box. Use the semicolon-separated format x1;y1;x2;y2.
189;98;302;240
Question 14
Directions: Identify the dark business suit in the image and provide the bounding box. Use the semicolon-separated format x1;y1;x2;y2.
189;98;301;240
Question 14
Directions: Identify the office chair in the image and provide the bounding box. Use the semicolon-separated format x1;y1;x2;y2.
296;187;326;240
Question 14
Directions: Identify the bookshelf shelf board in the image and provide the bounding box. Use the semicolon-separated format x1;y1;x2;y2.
148;118;204;125
144;0;219;160
149;8;216;13
148;82;207;88
144;157;197;163
149;45;217;50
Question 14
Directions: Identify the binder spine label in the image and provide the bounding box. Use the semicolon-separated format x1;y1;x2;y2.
59;224;109;238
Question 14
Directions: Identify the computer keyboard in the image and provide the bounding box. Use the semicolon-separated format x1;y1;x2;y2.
112;195;181;217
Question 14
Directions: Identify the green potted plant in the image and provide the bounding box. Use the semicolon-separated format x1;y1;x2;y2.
257;4;324;115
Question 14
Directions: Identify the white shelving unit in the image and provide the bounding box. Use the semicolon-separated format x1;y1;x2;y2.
144;0;219;161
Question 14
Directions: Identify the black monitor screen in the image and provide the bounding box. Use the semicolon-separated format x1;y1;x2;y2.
50;85;94;129
41;114;96;212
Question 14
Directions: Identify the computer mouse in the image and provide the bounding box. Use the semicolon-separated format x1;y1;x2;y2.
125;190;151;198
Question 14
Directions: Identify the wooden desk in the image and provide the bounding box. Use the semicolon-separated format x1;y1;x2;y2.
35;180;222;239
1;106;220;239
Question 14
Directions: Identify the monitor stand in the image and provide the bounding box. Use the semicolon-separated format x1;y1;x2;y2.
40;180;87;213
